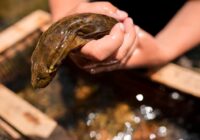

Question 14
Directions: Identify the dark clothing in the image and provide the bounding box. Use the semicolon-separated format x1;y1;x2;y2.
91;0;186;35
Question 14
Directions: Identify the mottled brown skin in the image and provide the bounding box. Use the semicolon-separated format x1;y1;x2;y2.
31;13;118;88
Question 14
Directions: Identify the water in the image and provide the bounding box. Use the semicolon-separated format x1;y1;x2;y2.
6;66;199;140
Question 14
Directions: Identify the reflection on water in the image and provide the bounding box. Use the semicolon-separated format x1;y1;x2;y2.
140;105;158;120
136;94;144;102
112;122;133;140
5;64;199;140
78;99;185;140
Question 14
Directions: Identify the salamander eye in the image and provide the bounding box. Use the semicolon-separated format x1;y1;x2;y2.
37;72;49;81
36;76;46;81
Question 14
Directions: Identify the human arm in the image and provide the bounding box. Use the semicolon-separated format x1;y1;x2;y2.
49;1;200;72
123;0;200;68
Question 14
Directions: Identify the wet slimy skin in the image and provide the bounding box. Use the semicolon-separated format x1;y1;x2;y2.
31;13;118;88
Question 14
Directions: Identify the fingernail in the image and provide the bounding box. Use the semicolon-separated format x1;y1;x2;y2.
135;25;140;34
135;26;143;37
111;23;124;39
116;10;128;18
119;23;124;31
128;18;134;24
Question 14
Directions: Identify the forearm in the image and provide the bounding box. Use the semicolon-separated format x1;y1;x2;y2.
49;0;88;20
156;0;200;60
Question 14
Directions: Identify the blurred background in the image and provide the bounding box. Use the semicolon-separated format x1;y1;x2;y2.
0;0;49;31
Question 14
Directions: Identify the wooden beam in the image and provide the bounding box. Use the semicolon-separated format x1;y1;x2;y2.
0;10;51;53
150;63;200;97
0;118;22;140
0;84;72;140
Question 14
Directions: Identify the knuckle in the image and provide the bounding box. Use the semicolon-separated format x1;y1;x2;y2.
103;2;113;7
101;2;117;12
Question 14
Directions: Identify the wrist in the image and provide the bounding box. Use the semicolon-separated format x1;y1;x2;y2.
155;34;188;64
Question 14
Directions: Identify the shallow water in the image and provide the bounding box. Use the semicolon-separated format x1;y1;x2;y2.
2;32;200;140
6;64;200;140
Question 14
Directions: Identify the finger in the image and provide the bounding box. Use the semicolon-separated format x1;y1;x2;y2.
120;25;141;65
88;62;121;74
125;48;144;68
81;22;125;61
111;9;128;21
125;26;158;68
124;27;146;68
115;18;136;60
121;35;138;66
77;2;128;21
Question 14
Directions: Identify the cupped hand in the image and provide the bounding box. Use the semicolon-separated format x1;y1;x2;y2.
72;2;138;72
51;1;138;73
81;24;172;72
81;17;137;73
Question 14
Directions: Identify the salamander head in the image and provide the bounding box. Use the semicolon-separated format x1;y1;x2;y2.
30;31;63;88
31;43;58;88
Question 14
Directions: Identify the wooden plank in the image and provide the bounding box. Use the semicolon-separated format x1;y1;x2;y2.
0;10;51;53
0;84;72;140
0;118;22;140
0;31;41;83
150;63;200;97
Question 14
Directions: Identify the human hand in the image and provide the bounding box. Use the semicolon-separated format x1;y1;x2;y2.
72;2;137;73
51;1;128;21
123;26;172;69
50;1;138;73
49;0;200;73
80;24;172;73
70;2;171;72
80;17;137;73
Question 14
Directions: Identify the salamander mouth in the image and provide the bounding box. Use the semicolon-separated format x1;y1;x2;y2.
31;71;56;89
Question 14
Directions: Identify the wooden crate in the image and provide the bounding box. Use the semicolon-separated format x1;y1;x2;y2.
0;9;199;140
0;10;72;140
